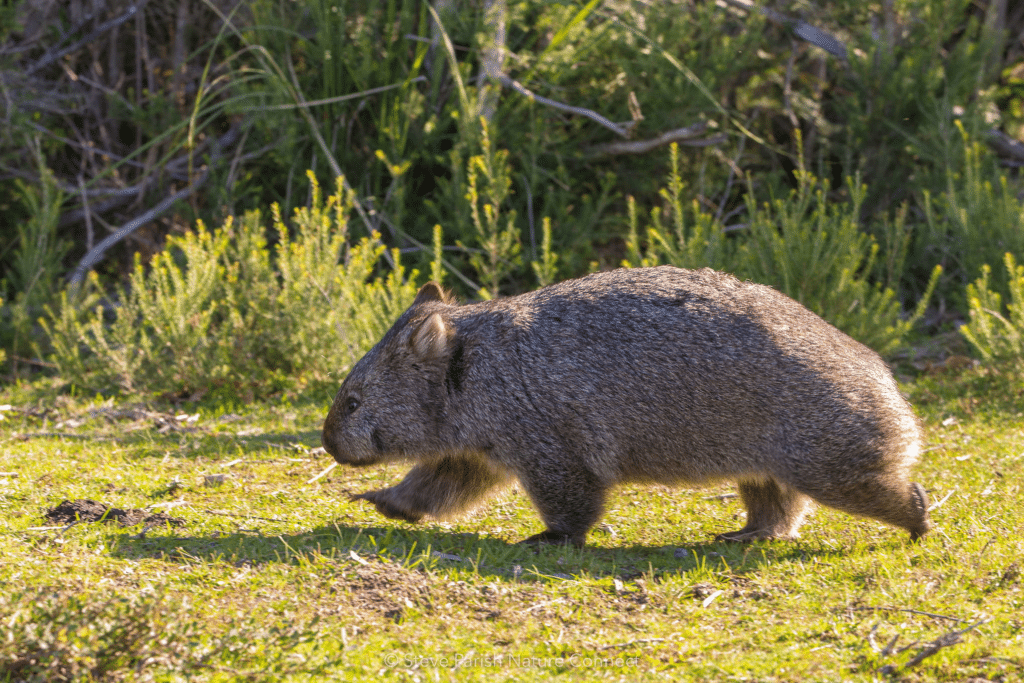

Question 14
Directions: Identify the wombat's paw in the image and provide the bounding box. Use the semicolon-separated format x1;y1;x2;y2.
715;528;797;543
350;491;424;523
519;530;584;548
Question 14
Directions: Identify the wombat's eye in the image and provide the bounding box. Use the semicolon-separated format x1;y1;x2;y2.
345;397;360;415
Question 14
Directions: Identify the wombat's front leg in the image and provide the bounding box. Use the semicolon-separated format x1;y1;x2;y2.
517;461;608;548
716;479;811;542
351;453;511;523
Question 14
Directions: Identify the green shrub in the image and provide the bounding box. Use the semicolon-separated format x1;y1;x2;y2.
623;142;736;273
628;144;939;357
3;147;67;372
42;174;419;398
740;170;940;357
923;122;1024;304
0;297;5;368
961;252;1024;363
463;119;522;299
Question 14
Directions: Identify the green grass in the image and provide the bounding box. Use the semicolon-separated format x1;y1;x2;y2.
1;372;1022;682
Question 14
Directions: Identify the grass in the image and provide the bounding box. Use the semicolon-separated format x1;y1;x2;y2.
1;371;1022;682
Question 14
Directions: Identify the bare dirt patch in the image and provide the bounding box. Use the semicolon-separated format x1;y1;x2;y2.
44;499;185;529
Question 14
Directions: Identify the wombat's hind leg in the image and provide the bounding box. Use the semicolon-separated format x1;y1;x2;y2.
791;474;932;541
716;479;811;542
352;452;511;523
908;482;932;541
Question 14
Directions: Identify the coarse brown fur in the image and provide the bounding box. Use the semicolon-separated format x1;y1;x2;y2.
321;266;932;547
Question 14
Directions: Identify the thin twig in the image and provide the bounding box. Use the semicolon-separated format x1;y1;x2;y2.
596;637;666;650
867;622;881;653
146;500;190;510
783;40;799;129
927;489;955;512
880;633;900;657
10;356;57;369
850;606;966;623
715;135;746;223
78;174;94;252
525;598;566;612
307;462;337;484
249;77;427;111
522;174;536;261
203;509;284;523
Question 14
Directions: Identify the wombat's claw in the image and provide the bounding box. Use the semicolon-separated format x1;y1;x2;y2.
519;531;583;547
350;491;423;523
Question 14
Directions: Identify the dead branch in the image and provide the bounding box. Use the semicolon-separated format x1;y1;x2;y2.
589;123;727;156
850;606;966;623
26;2;151;76
882;616;989;675
987;128;1024;164
499;74;636;138
927;489;956;512
67;122;242;290
68;162;207;287
718;0;848;60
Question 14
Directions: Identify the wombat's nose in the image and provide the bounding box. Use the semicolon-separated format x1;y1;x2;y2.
321;428;342;462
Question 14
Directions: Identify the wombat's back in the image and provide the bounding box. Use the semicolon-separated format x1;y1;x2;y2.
471;266;919;485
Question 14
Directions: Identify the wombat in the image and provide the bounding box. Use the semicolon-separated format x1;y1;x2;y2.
321;266;931;547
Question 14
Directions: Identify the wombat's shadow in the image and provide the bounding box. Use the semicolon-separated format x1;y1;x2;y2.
108;521;854;582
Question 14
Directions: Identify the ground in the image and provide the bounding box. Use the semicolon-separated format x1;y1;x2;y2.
0;369;1022;681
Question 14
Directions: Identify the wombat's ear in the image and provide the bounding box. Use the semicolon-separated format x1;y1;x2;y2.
413;282;451;306
410;313;450;361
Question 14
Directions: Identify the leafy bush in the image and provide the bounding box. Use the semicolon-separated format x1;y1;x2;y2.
42;175;420;398
628;144;939;357
6;0;1024;387
623;142;736;273
923;122;1024;304
2;149;67;374
464;119;522;298
961;252;1024;363
740;171;940;357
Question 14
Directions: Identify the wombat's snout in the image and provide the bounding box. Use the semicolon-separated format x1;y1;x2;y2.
320;426;347;464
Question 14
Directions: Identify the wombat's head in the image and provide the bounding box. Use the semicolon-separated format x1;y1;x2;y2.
321;282;456;466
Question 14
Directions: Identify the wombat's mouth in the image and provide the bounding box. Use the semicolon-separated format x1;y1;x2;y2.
323;444;384;467
334;454;384;467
